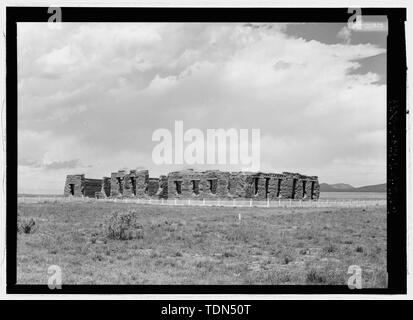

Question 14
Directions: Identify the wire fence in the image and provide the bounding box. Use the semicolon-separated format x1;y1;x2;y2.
18;195;386;208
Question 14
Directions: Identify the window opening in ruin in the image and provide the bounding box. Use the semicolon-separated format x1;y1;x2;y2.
302;180;307;198
265;178;270;198
69;184;75;195
116;177;123;195
292;178;297;199
130;177;136;196
254;177;259;195
310;181;315;199
192;180;199;195
277;179;282;197
207;179;217;194
175;181;182;194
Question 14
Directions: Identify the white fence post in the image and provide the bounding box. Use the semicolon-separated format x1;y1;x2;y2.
249;199;252;207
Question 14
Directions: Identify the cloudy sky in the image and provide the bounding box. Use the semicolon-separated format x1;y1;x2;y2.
18;22;387;194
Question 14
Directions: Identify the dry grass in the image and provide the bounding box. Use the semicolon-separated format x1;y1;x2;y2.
16;201;387;287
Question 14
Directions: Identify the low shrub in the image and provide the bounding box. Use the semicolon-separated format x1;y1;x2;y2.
305;267;346;285
323;243;338;254
306;269;325;284
18;217;36;234
106;210;143;240
356;246;364;253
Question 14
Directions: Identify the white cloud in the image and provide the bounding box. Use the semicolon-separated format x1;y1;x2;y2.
18;23;386;193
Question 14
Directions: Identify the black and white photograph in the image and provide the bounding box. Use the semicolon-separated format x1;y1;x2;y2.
2;4;409;299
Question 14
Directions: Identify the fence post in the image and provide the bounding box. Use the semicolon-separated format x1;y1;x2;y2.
174;199;177;206
289;199;292;207
233;199;235;207
249;199;252;207
267;199;270;207
203;198;205;206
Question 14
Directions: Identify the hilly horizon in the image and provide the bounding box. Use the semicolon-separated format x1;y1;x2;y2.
320;182;386;192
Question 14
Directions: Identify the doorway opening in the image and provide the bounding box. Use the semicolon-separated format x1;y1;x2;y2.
175;181;182;194
292;178;297;199
69;184;75;195
192;180;199;195
302;180;307;198
116;177;123;195
254;177;259;195
130;177;136;196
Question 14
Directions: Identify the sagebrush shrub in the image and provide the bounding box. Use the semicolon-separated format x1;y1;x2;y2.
106;210;143;240
18;217;36;234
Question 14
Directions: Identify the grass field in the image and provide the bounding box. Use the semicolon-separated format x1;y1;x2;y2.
16;201;387;287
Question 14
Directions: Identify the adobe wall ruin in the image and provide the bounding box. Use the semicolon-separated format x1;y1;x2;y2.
110;169;149;198
64;169;320;200
63;174;102;198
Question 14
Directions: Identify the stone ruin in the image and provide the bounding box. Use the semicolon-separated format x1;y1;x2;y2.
64;174;102;198
64;169;320;200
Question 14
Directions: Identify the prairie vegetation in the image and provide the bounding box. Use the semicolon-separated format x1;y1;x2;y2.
17;201;387;287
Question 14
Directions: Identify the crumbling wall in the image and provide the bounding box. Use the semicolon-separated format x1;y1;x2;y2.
83;178;102;198
248;173;285;200
101;177;111;197
111;169;149;198
280;172;299;199
267;173;285;200
156;175;168;199
306;176;320;200
201;170;230;199
297;174;320;200
64;174;85;197
134;170;149;197
64;174;102;198
122;171;135;197
280;172;320;200
167;169;202;199
229;172;254;198
148;178;159;197
110;170;126;197
65;168;320;200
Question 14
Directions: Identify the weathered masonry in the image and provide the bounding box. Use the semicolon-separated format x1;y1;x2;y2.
63;174;102;198
64;169;320;200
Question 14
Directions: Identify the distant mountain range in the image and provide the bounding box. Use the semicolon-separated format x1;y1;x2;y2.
320;183;386;192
